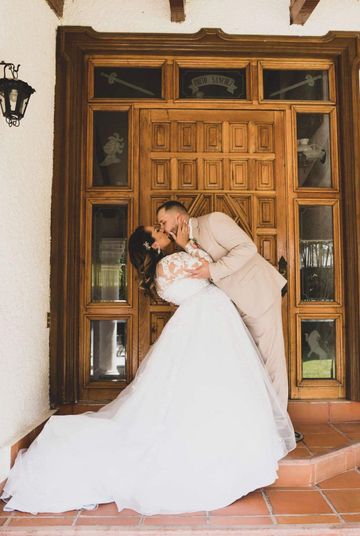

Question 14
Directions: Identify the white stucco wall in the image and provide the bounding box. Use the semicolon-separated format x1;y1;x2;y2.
0;0;58;451
0;0;360;466
63;0;360;35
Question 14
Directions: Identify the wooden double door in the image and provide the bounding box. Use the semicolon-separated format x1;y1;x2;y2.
138;108;288;362
77;104;345;403
52;29;358;408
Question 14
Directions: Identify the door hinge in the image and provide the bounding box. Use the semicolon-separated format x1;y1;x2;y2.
47;312;51;328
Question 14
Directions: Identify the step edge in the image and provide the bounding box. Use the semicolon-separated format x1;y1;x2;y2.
280;441;359;465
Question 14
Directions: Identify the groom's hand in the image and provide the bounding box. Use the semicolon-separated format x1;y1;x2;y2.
187;259;211;279
168;219;190;249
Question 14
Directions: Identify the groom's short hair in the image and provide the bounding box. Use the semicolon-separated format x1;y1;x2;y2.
156;201;188;214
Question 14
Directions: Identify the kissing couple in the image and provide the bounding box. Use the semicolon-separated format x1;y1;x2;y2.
1;202;296;517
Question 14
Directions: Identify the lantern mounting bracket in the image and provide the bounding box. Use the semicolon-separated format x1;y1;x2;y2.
0;61;20;80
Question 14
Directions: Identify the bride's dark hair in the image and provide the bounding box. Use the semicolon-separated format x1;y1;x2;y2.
128;226;165;297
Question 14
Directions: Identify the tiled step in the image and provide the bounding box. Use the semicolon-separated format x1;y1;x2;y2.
287;400;360;424
275;401;360;487
1;529;360;535
1;528;360;535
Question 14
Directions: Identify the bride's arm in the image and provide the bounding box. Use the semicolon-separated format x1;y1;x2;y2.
156;252;206;299
156;253;204;283
156;253;194;288
184;240;213;264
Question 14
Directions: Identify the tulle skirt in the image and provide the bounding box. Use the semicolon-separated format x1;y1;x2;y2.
1;285;295;515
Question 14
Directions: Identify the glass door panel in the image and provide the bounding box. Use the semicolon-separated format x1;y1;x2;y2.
179;68;247;99
90;319;128;381
300;318;336;379
92;111;129;186
263;69;329;101
299;205;334;302
296;113;331;188
94;67;163;99
91;204;128;303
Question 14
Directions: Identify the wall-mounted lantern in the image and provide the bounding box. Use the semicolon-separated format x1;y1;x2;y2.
0;61;35;127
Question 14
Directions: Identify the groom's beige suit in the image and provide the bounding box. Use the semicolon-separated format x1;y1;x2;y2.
189;212;288;410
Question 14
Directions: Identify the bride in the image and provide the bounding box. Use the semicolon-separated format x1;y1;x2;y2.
1;222;296;516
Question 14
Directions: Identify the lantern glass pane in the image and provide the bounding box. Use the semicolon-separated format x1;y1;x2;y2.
0;94;5;115
9;89;18;111
20;96;29;116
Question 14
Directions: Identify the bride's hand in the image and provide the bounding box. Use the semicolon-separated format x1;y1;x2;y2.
169;219;190;249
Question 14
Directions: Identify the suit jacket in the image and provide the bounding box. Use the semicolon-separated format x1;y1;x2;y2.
190;212;287;317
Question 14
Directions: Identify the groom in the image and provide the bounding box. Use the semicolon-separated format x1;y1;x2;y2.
157;201;291;413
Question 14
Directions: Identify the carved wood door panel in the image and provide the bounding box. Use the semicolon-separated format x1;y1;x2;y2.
139;108;288;363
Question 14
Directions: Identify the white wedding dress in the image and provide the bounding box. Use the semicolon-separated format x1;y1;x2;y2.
1;245;296;515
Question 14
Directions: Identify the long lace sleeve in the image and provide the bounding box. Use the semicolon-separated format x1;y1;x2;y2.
184;240;213;263
156;252;197;287
155;251;210;303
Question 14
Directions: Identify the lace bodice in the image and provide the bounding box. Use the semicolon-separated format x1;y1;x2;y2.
155;242;213;305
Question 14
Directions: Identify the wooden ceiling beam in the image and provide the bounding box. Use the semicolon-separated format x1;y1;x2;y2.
44;0;64;18
290;0;320;25
169;0;185;22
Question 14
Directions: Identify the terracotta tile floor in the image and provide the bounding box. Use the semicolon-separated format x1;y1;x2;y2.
0;423;360;532
276;420;360;485
289;421;360;456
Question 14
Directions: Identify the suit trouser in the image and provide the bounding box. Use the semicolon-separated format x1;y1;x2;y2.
237;296;289;412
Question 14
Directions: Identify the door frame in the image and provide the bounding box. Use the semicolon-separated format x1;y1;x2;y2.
50;27;360;407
